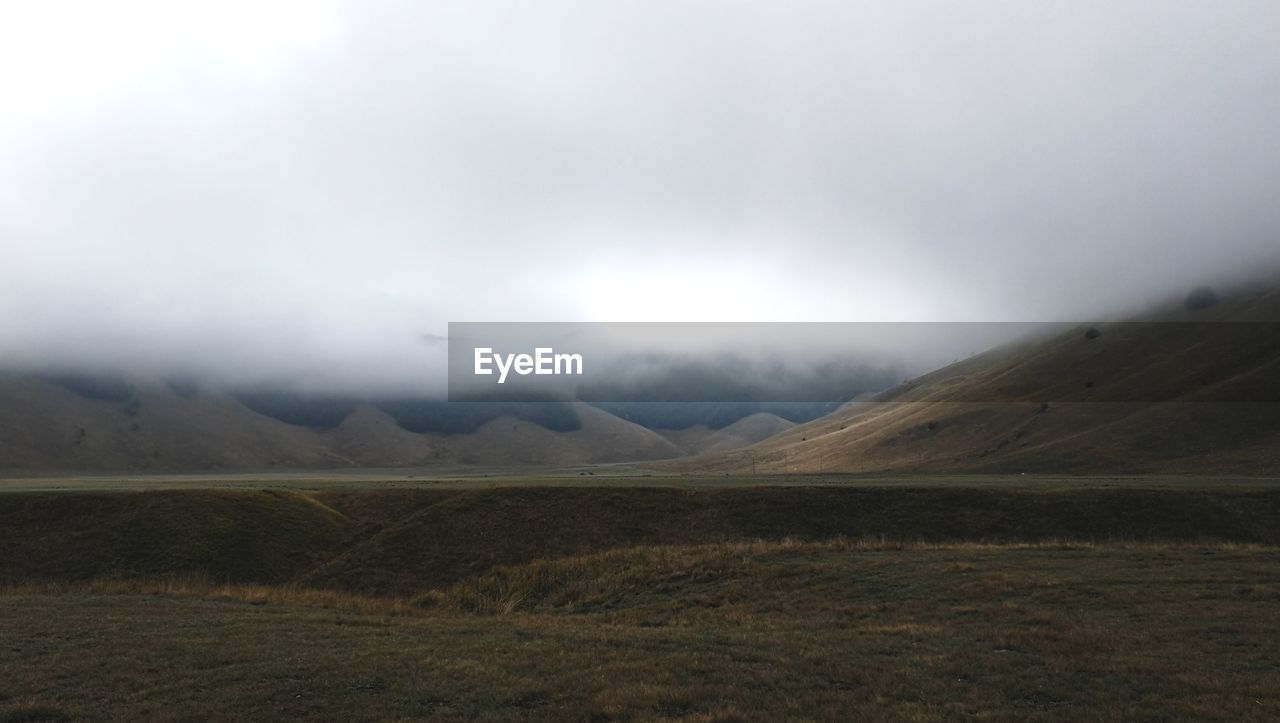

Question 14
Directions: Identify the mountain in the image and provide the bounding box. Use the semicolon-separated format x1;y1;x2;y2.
0;376;686;473
8;281;1278;476
655;413;796;456
677;283;1280;475
425;402;683;467
0;374;338;472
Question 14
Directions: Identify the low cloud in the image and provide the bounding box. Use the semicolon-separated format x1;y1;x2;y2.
3;1;1279;393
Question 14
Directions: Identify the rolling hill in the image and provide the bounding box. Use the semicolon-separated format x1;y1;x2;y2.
0;376;692;473
6;485;1280;592
654;412;796;456
678;283;1280;475
4;281;1279;475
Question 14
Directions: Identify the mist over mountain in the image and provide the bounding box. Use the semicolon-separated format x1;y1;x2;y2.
3;1;1279;468
5;2;1280;395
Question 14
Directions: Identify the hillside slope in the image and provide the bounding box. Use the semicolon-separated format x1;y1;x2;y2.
679;284;1280;475
6;486;1280;595
0;377;685;473
655;413;796;455
0;376;340;472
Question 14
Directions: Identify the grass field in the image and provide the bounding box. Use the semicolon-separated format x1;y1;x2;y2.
2;477;1279;720
4;470;1280;494
4;540;1279;721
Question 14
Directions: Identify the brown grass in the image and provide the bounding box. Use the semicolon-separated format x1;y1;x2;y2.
3;485;1280;720
3;540;1279;720
6;484;1280;599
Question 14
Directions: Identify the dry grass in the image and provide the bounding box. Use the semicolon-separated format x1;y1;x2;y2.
5;574;417;618
299;485;1280;596
414;537;1273;615
3;485;1280;719
3;539;1279;720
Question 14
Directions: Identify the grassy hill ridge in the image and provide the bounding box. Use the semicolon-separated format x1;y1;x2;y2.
679;284;1280;475
5;484;1280;596
0;374;693;472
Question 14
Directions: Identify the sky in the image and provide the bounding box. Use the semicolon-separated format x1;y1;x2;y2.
2;1;1279;393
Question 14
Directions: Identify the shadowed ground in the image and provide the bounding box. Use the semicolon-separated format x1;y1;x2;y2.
2;479;1279;720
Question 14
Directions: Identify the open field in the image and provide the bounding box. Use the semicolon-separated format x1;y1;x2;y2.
3;470;1280;493
2;480;1280;720
3;540;1279;721
4;482;1280;592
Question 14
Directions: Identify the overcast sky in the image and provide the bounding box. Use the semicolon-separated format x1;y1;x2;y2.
2;1;1279;392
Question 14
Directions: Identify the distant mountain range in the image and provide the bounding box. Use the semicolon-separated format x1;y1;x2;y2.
2;281;1278;475
0;372;813;473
